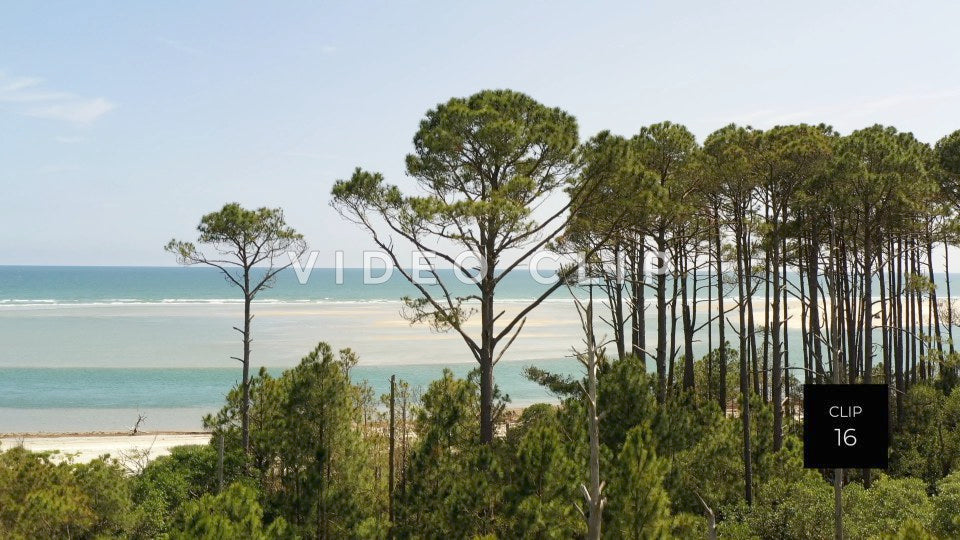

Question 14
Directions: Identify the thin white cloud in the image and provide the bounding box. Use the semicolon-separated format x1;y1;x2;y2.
282;150;336;159
27;98;115;124
54;135;89;144
321;45;337;55
0;72;116;124
157;38;202;56
35;164;80;175
727;89;960;132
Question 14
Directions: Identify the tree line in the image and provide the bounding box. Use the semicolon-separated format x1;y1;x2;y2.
561;118;960;503
332;88;960;510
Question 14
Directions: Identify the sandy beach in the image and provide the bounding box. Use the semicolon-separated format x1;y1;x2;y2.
0;432;211;464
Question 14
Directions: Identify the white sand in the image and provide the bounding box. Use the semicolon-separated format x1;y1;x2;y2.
0;432;211;464
0;297;814;370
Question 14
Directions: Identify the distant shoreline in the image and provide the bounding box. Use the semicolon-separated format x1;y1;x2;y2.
0;430;208;438
0;432;213;464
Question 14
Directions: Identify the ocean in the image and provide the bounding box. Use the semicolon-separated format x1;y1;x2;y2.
3;266;955;433
0;266;584;432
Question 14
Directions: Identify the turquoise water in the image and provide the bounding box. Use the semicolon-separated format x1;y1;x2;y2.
3;265;955;432
0;361;579;410
0;266;584;431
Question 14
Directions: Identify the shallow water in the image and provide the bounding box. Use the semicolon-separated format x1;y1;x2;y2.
0;265;864;432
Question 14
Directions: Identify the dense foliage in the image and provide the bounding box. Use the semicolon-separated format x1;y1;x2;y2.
5;348;960;538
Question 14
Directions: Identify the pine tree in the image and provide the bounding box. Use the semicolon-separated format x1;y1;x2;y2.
509;414;582;538
605;423;672;540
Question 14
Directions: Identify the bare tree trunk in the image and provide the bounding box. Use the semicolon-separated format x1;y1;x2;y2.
480;232;496;443
772;213;783;451
577;291;605;540
715;213;727;413
833;315;844;540
400;385;409;495
862;232;875;489
928;232;943;354
800;252;811;382
614;281;626;361
829;216;844;540
668;261;679;392
695;492;717;540
682;253;696;390
630;247;641;360
242;289;252;454
633;243;647;361
880;261;890;387
656;229;669;402
808;233;825;381
863;236;874;385
389;375;396;534
708;250;714;401
764;196;772;403
479;342;494;444
782;231;791;408
946;240;955;354
613;244;626;360
735;220;753;505
916;244;927;381
745;238;760;396
911;243;920;383
895;239;905;422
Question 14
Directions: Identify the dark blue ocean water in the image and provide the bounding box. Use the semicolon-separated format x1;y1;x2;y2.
4;265;957;304
0;266;556;304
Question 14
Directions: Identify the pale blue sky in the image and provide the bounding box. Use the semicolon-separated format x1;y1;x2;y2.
2;1;959;265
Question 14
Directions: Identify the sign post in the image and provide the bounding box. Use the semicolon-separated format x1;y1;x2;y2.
803;384;888;469
803;384;888;540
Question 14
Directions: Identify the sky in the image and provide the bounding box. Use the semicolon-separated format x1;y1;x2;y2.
2;1;960;266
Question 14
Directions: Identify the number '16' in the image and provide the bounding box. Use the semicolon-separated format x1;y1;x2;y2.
834;428;857;446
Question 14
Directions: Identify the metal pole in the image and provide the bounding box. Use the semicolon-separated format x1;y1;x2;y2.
833;325;843;540
828;214;843;540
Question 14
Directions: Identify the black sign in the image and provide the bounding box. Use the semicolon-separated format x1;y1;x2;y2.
803;384;888;469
